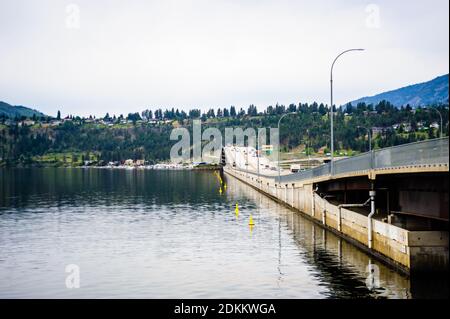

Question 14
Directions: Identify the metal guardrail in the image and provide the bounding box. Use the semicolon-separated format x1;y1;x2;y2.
374;137;449;168
278;137;449;183
225;138;449;183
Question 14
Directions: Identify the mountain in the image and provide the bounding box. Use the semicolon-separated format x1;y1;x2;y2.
349;74;449;107
0;101;46;118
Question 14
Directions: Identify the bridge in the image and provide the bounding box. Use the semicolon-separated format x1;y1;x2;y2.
221;137;449;274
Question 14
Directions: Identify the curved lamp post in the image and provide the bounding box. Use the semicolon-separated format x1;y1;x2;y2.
330;48;365;175
277;112;297;183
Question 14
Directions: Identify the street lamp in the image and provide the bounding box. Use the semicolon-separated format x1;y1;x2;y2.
428;106;443;138
330;48;365;175
277;112;297;182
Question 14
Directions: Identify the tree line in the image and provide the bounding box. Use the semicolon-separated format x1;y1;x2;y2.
0;100;448;166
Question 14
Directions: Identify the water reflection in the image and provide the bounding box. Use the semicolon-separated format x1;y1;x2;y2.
0;168;447;298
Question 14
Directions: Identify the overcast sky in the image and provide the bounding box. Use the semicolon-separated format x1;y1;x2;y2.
0;0;448;117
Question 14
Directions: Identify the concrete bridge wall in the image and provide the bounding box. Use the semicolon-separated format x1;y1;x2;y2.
223;166;448;274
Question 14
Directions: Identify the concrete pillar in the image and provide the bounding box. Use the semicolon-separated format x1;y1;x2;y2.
291;185;295;207
338;206;342;232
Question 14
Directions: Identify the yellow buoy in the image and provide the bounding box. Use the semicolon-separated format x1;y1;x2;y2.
224;183;227;190
235;203;239;217
248;215;255;226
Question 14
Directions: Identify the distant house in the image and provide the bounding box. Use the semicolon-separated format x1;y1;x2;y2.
124;159;134;166
18;120;35;127
430;122;440;129
50;120;62;126
402;123;412;133
417;121;425;129
84;160;95;166
372;127;385;136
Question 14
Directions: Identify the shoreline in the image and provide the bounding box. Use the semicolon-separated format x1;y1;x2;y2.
0;163;221;171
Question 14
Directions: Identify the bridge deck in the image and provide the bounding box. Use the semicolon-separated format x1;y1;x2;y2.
223;137;449;184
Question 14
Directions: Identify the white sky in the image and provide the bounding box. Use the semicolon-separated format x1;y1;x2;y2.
0;0;448;117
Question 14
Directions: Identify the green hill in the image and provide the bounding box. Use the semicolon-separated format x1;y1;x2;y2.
350;74;449;107
0;101;46;118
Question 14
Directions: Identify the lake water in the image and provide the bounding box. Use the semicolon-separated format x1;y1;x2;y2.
0;168;447;298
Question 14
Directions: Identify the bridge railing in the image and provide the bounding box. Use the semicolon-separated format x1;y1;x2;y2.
374;137;449;168
334;152;373;175
280;162;330;183
278;137;448;183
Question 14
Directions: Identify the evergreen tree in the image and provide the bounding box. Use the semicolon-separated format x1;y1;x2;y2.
230;106;236;117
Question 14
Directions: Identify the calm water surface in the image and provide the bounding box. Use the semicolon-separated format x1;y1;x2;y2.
0;168;447;298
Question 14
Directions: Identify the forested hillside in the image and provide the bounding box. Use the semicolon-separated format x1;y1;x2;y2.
350;74;449;107
0;100;448;166
0;101;46;118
